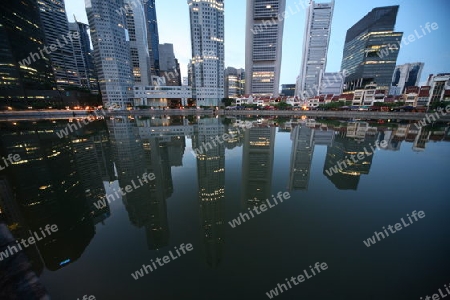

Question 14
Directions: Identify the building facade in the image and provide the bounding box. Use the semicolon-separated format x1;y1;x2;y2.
224;67;245;98
245;0;286;97
390;62;424;95
144;0;160;76
341;6;403;91
69;22;99;93
125;0;152;86
86;0;134;109
296;1;334;99
0;0;56;100
159;44;181;86
319;72;345;95
281;84;296;97
427;73;450;106
188;0;225;107
37;0;80;89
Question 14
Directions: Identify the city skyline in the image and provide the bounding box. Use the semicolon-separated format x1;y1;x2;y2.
65;0;450;89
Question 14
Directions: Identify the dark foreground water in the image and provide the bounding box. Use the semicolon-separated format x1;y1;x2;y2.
0;116;449;300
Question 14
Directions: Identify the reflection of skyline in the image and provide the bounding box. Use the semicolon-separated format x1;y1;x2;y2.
0;117;448;282
289;125;313;191
0;120;112;271
192;117;225;268
242;126;276;208
323;122;378;190
107;117;175;250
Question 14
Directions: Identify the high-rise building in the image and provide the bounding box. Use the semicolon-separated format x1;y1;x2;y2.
245;0;286;97
125;0;152;86
224;67;245;98
144;0;160;76
69;22;99;92
281;84;296;96
159;43;181;86
295;1;334;99
86;0;134;109
159;43;176;71
341;6;403;91
319;72;345;95
188;0;225;107
37;0;80;89
0;0;56;97
390;62;424;95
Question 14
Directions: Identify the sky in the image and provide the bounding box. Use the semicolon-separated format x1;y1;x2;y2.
65;0;450;87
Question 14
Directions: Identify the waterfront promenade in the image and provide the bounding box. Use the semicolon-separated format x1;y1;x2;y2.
1;109;450;122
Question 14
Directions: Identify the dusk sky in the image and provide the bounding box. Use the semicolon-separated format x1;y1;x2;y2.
66;0;450;87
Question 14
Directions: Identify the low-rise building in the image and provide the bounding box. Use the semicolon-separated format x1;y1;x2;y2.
133;86;192;107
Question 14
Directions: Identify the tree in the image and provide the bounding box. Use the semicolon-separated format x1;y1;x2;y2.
222;98;233;107
275;102;292;110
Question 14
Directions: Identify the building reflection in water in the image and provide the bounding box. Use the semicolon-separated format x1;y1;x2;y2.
0;119;113;293
107;116;176;250
242;124;276;208
0;116;448;290
323;122;378;190
192;117;225;268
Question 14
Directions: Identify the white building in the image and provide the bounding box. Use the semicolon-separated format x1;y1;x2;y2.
187;0;225;107
133;86;192;107
427;73;450;106
245;0;286;97
390;62;424;95
86;0;134;109
352;83;386;106
296;1;334;99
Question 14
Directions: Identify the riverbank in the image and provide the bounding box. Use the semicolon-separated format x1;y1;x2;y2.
0;110;90;121
222;109;450;121
1;109;450;122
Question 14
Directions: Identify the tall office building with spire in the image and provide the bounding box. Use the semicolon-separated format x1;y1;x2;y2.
245;0;286;97
295;1;334;99
187;0;225;107
85;0;134;109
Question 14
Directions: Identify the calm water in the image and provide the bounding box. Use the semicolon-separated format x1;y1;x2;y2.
0;116;449;300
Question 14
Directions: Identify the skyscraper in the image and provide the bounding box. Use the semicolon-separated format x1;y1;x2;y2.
188;0;225;107
341;6;403;91
245;0;286;97
69;22;99;92
144;0;160;76
0;0;55;96
125;0;152;86
224;67;245;98
86;0;134;109
295;1;334;99
159;43;181;86
37;0;80;89
390;62;424;95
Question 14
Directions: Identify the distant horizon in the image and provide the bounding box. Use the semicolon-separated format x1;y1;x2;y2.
65;0;450;89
